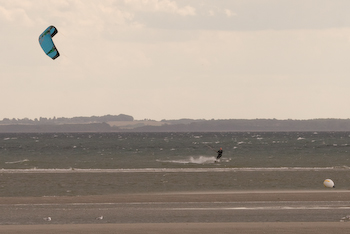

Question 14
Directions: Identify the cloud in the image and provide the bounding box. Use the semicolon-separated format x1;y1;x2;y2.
0;5;34;26
124;0;196;16
224;9;236;18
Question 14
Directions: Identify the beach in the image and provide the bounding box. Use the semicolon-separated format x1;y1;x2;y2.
1;132;350;233
1;191;350;233
2;223;350;234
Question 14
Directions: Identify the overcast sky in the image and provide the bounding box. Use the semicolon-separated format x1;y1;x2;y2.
1;0;350;120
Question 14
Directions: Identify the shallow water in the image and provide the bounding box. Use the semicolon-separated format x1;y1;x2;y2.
1;132;350;169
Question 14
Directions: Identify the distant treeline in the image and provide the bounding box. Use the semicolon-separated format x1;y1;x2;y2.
0;123;114;133
1;118;350;132
0;114;133;125
132;119;350;132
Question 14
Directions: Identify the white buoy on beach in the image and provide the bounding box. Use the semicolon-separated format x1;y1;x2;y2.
323;179;335;188
340;215;350;222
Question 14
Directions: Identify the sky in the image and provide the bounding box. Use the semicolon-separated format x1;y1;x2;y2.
1;0;350;121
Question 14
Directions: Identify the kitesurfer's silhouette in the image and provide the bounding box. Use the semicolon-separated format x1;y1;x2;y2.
216;147;223;160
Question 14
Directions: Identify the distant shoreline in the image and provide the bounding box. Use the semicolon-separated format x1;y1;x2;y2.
1;117;350;132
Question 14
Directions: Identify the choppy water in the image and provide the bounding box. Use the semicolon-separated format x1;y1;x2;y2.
1;132;350;169
1;132;350;196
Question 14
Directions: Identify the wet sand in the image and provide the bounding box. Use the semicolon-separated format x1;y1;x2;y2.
2;170;350;197
1;223;350;234
1;191;350;233
0;190;350;204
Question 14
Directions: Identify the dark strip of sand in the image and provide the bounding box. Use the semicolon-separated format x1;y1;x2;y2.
1;191;350;233
0;190;349;204
1;223;350;234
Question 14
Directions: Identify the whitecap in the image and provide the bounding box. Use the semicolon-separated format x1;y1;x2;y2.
158;156;216;165
0;166;348;174
0;167;344;173
5;159;29;164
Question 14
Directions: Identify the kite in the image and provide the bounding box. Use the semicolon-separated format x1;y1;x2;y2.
38;26;60;60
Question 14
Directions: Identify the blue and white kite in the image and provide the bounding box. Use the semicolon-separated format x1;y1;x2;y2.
38;26;60;60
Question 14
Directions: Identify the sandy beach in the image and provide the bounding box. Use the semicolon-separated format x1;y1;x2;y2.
1;191;350;233
1;223;350;234
0;190;350;204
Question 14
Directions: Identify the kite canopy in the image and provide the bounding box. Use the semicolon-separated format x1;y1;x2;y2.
38;26;60;60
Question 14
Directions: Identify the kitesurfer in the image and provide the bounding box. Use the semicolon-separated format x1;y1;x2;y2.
216;147;223;160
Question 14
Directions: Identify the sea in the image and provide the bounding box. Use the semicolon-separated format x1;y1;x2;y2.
1;131;350;197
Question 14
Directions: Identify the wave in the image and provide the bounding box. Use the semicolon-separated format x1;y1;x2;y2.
157;156;232;165
0;166;348;173
157;156;217;164
5;159;29;164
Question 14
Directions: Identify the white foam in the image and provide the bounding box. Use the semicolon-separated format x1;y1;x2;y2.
158;156;216;164
5;159;29;164
0;166;347;173
170;206;350;211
